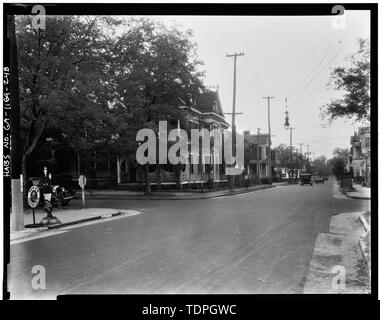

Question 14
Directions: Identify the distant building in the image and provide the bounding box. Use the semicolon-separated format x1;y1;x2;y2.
243;130;278;179
349;126;370;185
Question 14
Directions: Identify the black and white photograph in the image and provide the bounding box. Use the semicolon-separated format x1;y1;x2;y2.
2;2;376;304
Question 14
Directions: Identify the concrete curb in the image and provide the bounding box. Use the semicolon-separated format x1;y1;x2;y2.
346;195;371;200
47;212;122;230
359;215;370;232
339;186;370;200
83;185;277;200
359;236;370;265
11;211;142;243
358;213;370;273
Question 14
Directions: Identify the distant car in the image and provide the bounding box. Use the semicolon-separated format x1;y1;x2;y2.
315;176;324;184
324;176;329;181
300;174;313;186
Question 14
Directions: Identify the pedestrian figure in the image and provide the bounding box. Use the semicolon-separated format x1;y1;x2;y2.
39;167;61;226
40;166;53;216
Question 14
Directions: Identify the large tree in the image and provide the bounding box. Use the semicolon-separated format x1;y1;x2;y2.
16;16;112;188
329;157;346;178
328;147;350;178
16;16;205;190
103;19;205;188
274;143;306;170
312;155;331;176
333;147;350;159
105;19;205;155
321;39;370;123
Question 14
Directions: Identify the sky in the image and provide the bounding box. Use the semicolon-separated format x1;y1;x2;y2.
143;11;370;159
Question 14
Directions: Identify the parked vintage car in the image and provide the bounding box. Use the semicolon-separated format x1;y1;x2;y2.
300;174;313;186
315;176;325;184
51;184;74;206
28;177;74;207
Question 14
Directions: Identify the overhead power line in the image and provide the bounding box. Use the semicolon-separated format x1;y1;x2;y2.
287;39;344;103
295;136;349;145
291;44;345;111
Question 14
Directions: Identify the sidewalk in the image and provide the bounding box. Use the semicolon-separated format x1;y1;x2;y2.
80;182;286;200
346;184;371;200
304;211;370;293
11;208;141;243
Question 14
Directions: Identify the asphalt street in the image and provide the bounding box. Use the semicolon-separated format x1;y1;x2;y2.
8;179;370;298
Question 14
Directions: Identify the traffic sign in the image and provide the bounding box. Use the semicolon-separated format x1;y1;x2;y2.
78;175;87;189
27;186;40;209
78;175;87;209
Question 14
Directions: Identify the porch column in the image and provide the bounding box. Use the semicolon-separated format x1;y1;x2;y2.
116;156;121;184
77;155;80;176
213;154;217;180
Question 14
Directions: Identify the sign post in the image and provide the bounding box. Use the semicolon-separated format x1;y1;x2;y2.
78;175;87;209
26;185;40;227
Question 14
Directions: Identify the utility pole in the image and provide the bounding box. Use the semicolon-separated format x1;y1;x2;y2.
306;144;311;167
8;15;24;231
289;127;295;182
257;128;261;178
263;95;275;184
299;143;303;171
226;52;244;191
199;114;204;193
306;144;310;159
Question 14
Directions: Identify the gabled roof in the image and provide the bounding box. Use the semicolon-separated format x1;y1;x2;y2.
195;90;225;117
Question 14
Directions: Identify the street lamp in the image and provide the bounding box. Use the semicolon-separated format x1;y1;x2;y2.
284;110;295;183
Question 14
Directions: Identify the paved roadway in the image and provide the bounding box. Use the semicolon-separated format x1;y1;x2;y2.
8;179;370;298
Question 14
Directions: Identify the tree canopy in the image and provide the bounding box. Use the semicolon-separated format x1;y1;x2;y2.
312;155;331;176
333;147;350;159
274;143;306;170
321;39;370;123
327;147;350;178
16;16;205;183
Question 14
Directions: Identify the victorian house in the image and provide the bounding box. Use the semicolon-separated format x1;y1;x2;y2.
243;130;278;179
348;126;370;186
116;90;230;190
32;90;231;191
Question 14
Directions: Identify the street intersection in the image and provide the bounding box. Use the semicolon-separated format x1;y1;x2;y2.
8;179;370;298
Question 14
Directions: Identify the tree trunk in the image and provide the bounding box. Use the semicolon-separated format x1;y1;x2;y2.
22;154;28;205
156;164;162;190
145;164;151;194
176;164;181;189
